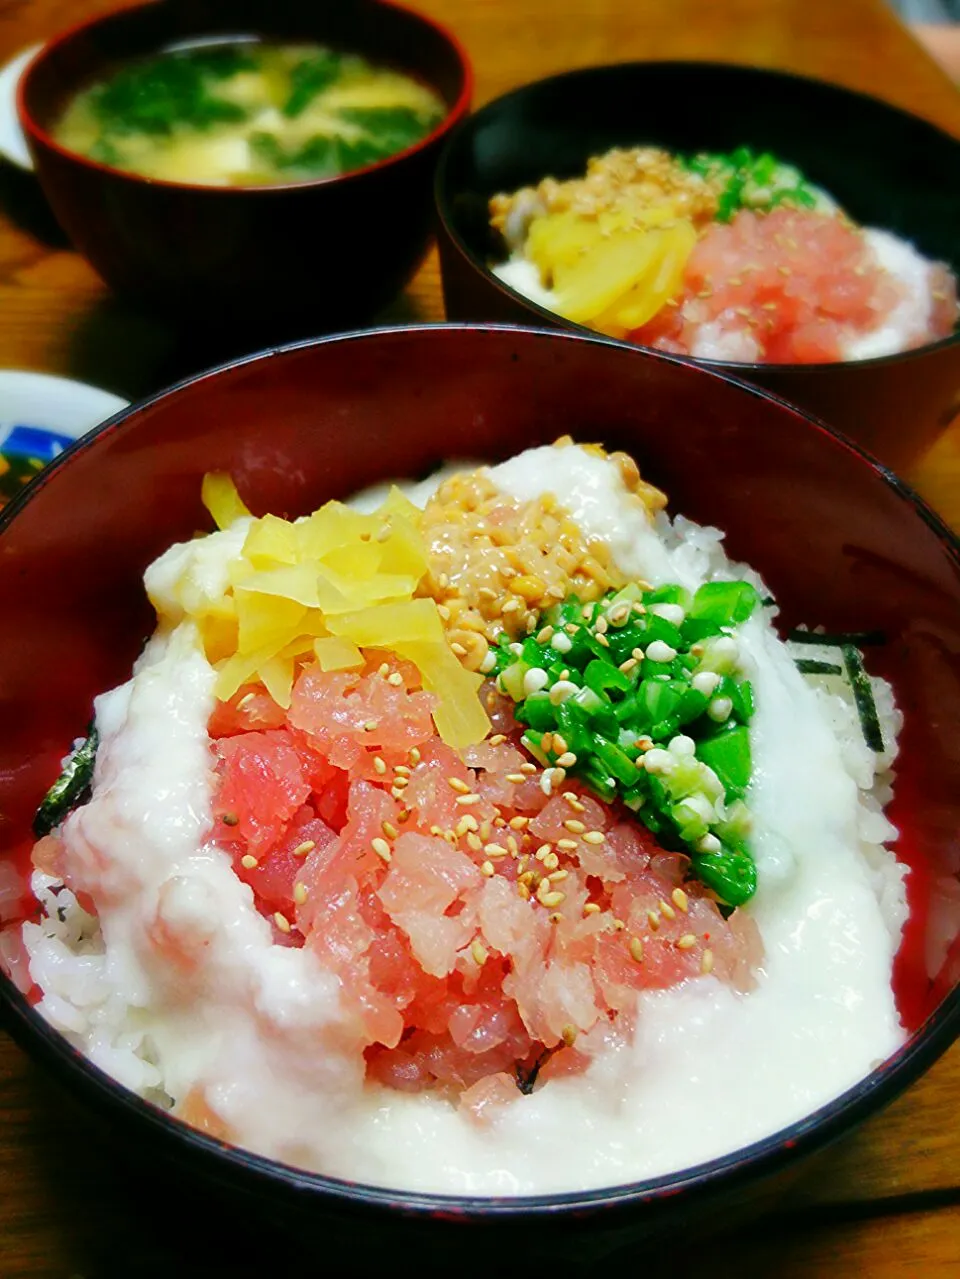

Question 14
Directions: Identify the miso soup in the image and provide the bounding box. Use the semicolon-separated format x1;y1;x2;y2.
53;40;447;186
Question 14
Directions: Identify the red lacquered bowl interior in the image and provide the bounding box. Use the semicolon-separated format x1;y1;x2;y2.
0;325;958;1216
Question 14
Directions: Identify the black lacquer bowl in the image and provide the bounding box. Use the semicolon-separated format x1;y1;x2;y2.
436;62;960;472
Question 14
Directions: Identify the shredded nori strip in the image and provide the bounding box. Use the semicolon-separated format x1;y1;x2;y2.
794;658;843;675
788;628;885;648
33;726;99;837
515;1045;556;1095
841;645;885;753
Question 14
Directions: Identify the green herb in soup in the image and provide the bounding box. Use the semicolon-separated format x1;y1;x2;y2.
53;41;446;186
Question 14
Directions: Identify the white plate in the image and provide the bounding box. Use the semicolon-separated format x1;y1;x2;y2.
0;45;40;171
0;370;128;466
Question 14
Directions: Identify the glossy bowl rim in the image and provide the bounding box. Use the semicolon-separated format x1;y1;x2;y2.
16;0;474;195
434;59;960;374
1;321;959;1221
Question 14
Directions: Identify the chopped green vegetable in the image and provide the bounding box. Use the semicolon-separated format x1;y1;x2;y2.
491;581;762;905
681;146;830;222
89;48;253;136
33;727;99;838
282;51;344;118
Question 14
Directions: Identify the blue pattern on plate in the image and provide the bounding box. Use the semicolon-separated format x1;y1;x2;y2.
0;424;76;460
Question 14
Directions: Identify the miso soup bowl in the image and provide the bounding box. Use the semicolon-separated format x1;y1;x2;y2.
17;0;472;333
435;62;960;473
1;325;959;1267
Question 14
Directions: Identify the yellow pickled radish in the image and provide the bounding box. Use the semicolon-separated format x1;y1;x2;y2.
593;221;697;335
553;228;667;324
327;600;487;747
201;472;252;530
187;474;489;746
313;635;365;672
242;514;300;567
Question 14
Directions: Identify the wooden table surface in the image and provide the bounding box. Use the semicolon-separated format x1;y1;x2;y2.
1;0;959;1274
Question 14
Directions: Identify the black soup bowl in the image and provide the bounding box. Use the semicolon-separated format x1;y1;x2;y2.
435;62;960;473
1;325;959;1264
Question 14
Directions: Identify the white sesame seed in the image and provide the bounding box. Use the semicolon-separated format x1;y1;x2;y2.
563;818;586;834
506;772;526;784
672;888;690;913
701;949;715;975
556;838;578;851
629;937;644;963
583;902;602;916
394;764;411;777
659;899;677;921
372;837;392;862
240;854;258;870
274;912;291;933
480;860;495;877
647;909;660;931
552;732;568;755
448;776;471;793
484;843;508;858
508;815;529;829
293;882;308;906
292;840;315;857
363;719;378;732
471;939;488;965
382;821;398;839
646;639;677;663
489;734;507;746
677;934;697;950
520;762;536;774
467;832;483;851
556;751;577;769
408;747;421;764
373;756;387;775
455;793;481;806
387;672;404;686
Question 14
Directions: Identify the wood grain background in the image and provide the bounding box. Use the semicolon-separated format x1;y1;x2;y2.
0;0;958;1273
